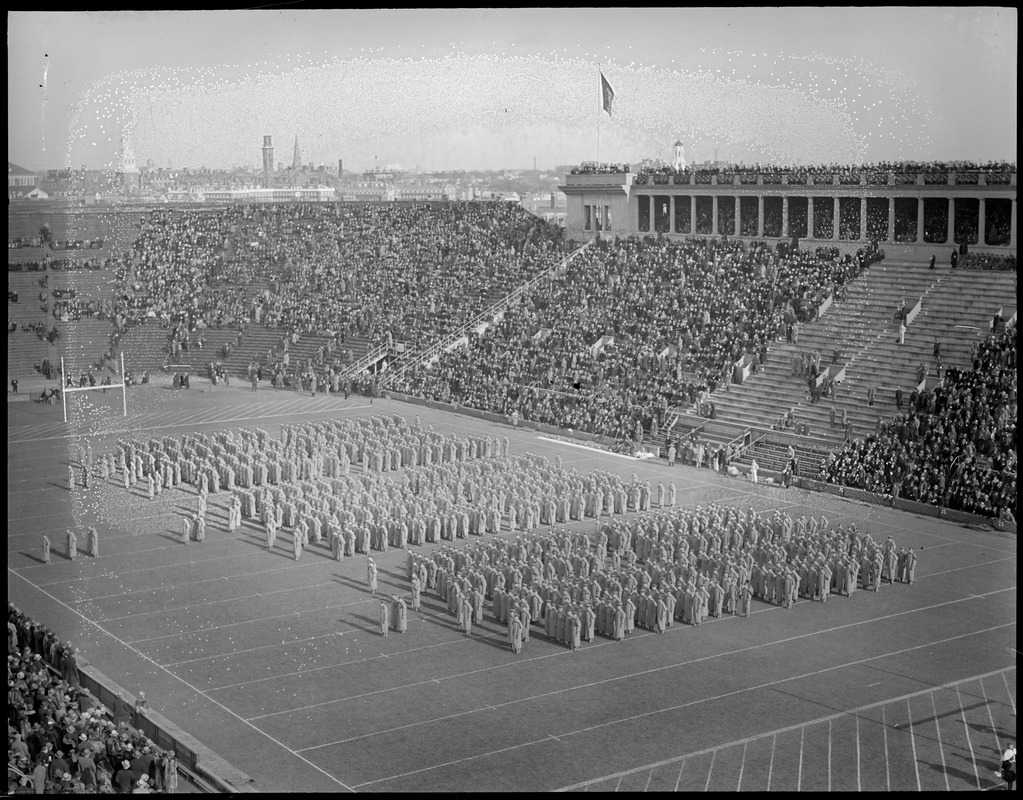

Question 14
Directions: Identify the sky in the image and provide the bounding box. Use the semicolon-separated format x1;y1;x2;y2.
7;8;1017;173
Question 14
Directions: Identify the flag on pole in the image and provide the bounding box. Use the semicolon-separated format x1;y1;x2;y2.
600;72;615;116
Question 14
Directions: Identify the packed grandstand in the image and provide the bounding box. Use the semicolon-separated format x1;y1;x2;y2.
7;173;1018;527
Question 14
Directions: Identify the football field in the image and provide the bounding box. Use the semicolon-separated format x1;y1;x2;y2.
7;384;1016;792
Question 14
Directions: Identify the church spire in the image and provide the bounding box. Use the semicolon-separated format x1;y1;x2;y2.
292;134;302;170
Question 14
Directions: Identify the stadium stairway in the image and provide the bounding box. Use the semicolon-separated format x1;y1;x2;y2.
7;335;52;388
707;260;949;446
725;263;1015;481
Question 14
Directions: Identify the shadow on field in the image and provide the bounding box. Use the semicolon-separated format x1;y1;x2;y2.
349;613;382;633
964;719;1014;751
333;574;369;591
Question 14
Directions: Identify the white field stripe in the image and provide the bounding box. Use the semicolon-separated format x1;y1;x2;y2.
251;587;1014;723
553;665;1015;792
7;568;356;792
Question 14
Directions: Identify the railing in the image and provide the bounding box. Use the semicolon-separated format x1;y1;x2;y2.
381;241;592;386
724;426;754;458
341;342;390;378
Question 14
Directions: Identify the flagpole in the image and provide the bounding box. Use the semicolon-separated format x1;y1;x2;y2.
596;64;601;167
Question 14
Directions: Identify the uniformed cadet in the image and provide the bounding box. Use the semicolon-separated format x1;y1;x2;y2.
42;534;51;564
66;529;77;561
367;557;378;594
87;527;99;558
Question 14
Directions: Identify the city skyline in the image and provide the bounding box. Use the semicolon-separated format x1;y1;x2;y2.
8;8;1017;173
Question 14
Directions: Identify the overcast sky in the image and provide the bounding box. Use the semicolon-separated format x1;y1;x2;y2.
7;8;1017;172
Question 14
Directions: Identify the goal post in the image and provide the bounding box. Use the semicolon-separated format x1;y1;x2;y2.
60;352;128;424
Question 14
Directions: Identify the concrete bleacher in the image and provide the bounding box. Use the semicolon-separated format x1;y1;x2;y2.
116;324;171;375
58;318;118;376
708;260;965;446
716;261;1016;479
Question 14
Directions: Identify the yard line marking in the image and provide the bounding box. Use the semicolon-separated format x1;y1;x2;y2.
704;748;716;792
613;775;623;792
98;580;335;622
221;628;508;694
536;436;641;461
982;677;1003;761
554;666;1015;792
643;768;653;793
61;560;314;602
882;704;891;791
736;742;747;792
958;685;982;790
856;714;862;791
240;590;1014;722
1002;671;1015;715
7;401;372;443
673;760;686;793
8;568;356;793
931;692;951;792
766;735;775;791
907;699;921;792
797;726;804;792
922;556;1016;579
828;718;833;792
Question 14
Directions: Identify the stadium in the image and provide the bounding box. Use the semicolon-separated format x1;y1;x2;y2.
7;8;1017;795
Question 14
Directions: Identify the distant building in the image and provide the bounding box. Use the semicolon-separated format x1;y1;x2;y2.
8;162;38;200
262;135;274;188
673;139;687;170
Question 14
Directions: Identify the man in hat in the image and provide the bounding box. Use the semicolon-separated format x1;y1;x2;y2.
410;571;422;611
395;596;408;634
367;557;378;594
42;534;51;565
740;580;754;618
379;600;390;637
87;527;99;558
904;547;917;585
65;529;77;561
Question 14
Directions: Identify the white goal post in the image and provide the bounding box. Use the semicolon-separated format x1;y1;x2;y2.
60;352;128;423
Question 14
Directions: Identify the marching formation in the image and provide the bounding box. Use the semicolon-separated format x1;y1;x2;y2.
405;503;915;652
83;415;674;559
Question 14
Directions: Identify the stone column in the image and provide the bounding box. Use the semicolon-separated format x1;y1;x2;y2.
782;196;789;237
946;197;954;245
859;197;867;241
690;196;697;235
887;197;895;244
711;196;718;237
807;197;814;240
757;196;765;238
833;196;840;240
978;197;986;246
916;196;925;243
668;196;675;234
734;196;740;237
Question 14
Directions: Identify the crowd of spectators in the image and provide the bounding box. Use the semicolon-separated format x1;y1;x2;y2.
392;235;882;444
961;253;1017;271
569;163;630;175
7;603;178;794
819;328;1016;519
627;160;1016;186
114;203;567;386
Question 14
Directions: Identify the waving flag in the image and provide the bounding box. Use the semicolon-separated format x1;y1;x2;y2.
600;71;615;116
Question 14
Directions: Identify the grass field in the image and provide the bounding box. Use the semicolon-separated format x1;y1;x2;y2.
6;382;1017;792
